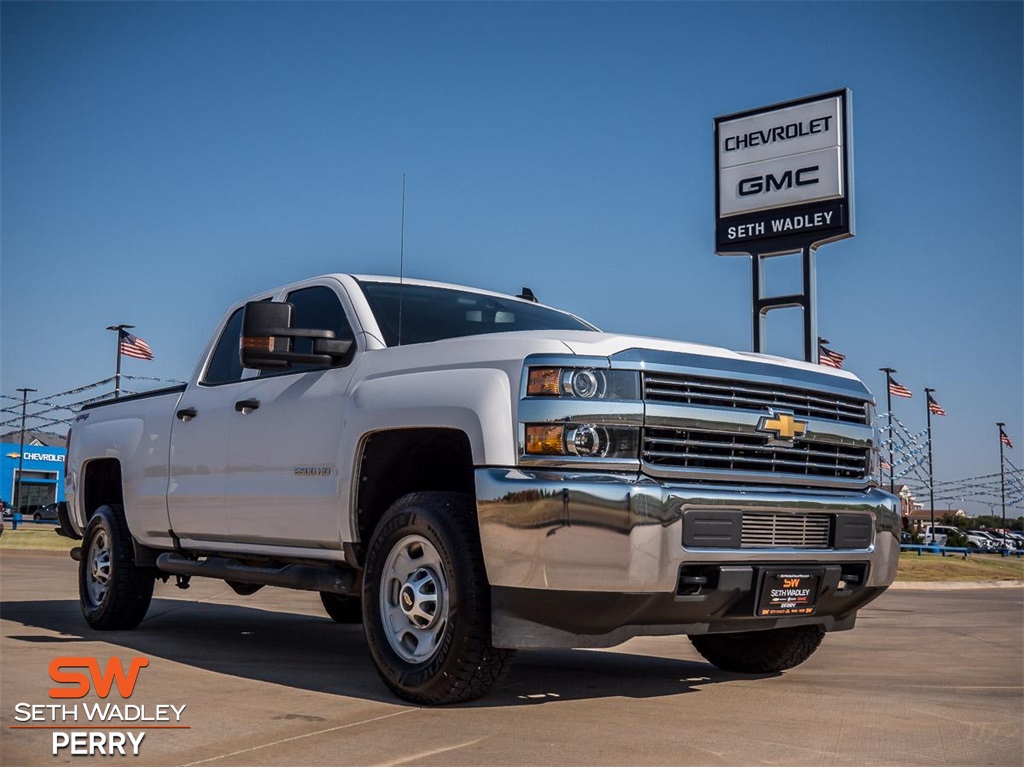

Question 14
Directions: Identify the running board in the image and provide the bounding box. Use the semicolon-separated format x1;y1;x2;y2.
155;552;358;595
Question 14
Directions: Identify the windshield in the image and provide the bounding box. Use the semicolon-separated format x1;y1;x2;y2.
357;281;596;346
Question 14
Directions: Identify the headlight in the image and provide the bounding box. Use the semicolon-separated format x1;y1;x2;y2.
526;367;640;400
568;370;600;398
524;423;639;459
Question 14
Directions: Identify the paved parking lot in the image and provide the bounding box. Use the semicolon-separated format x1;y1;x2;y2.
2;550;1022;766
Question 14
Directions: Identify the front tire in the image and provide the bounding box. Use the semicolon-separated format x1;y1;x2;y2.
689;625;825;673
362;492;513;704
78;505;155;630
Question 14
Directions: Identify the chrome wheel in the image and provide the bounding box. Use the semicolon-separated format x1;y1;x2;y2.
379;534;449;664
85;529;112;607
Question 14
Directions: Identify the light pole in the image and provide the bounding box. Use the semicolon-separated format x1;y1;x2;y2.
997;422;1007;549
106;324;134;398
15;387;37;511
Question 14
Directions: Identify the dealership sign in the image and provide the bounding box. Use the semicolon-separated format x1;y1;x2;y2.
715;89;854;254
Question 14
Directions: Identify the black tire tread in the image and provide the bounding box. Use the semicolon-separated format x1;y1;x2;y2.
364;491;514;705
79;504;155;631
689;625;825;674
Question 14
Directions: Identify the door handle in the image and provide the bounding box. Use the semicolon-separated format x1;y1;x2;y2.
234;399;261;414
175;407;198;422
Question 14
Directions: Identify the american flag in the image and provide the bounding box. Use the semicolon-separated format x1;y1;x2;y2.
880;459;892;470
888;378;912;398
927;393;946;416
119;330;154;361
1001;429;1014;449
818;343;845;369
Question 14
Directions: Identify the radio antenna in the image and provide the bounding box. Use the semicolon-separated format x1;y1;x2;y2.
398;173;406;347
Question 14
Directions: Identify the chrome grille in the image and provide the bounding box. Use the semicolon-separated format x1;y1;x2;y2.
742;512;831;548
643;427;869;481
644;373;869;425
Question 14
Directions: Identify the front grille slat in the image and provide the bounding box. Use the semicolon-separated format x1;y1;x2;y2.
645;385;865;418
643;426;869;480
645;433;865;461
646;450;858;470
644;373;869;425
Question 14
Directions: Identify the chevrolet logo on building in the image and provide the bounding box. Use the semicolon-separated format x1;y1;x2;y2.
757;412;808;444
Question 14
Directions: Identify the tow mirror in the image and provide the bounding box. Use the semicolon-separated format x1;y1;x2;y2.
240;301;294;370
240;301;353;370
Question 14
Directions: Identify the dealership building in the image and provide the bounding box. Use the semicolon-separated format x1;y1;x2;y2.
1;431;67;508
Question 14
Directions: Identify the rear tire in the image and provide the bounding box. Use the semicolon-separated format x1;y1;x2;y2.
79;505;155;630
363;491;513;704
320;592;362;624
689;625;825;673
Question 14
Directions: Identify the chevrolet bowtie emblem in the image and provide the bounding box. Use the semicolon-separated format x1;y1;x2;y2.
757;412;807;443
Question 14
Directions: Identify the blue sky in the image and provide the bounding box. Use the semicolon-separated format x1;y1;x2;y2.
2;2;1021;514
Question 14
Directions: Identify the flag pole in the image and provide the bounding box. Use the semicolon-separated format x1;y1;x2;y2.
106;324;134;399
925;387;936;539
880;368;896;493
997;422;1007;550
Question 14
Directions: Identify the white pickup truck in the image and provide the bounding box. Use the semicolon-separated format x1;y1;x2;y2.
62;274;899;704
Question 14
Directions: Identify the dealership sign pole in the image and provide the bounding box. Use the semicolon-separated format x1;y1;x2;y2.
715;89;854;362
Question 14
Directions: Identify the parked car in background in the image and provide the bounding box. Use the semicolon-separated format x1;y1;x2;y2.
964;531;996;551
1;499;12;520
1004;532;1024;550
33;503;60;522
921;525;959;546
969;530;1007;549
1000;533;1022;550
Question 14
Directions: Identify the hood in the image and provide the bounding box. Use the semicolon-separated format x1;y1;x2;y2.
359;329;870;399
549;331;870;400
555;331;859;379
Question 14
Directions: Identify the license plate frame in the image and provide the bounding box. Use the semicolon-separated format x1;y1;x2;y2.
756;569;823;617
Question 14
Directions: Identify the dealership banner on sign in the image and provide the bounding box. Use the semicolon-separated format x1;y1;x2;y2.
714;89;854;255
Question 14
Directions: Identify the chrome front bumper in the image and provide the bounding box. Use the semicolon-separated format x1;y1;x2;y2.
475;467;900;648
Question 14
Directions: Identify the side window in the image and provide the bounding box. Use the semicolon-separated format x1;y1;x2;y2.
282;286;354;374
202;308;245;385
